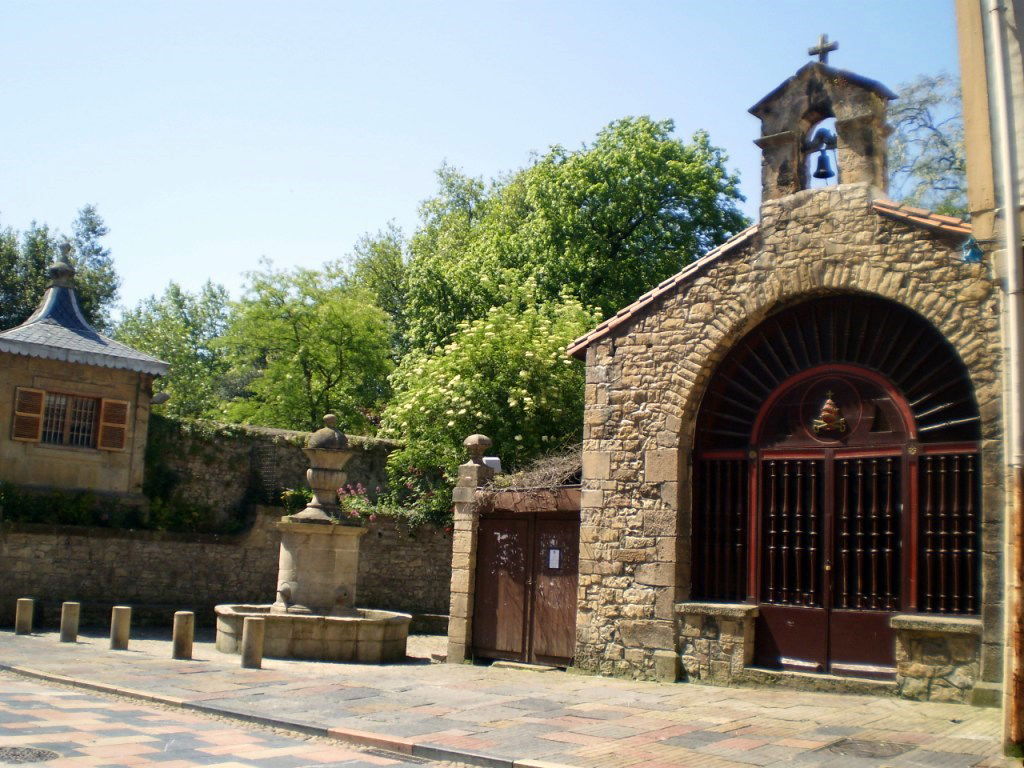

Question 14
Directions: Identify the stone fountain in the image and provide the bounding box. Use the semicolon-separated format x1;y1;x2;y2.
215;415;411;663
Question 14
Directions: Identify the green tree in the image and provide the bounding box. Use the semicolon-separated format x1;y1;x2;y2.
379;293;597;523
0;207;120;331
114;281;231;419
888;73;967;217
348;223;409;359
220;261;393;433
404;118;748;350
70;205;120;329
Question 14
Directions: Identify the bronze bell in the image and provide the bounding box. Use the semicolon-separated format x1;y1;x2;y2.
812;148;835;180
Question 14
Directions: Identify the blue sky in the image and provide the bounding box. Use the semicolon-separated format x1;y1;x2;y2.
2;1;960;311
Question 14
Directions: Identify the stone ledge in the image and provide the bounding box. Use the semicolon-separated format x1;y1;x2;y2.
890;614;983;635
277;520;367;537
675;602;759;619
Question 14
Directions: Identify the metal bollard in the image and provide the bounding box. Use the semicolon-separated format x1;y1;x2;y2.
14;598;34;635
109;606;131;650
240;616;265;669
60;602;80;643
172;611;194;660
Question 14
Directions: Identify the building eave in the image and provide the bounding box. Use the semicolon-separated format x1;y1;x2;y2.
566;225;760;359
0;338;169;376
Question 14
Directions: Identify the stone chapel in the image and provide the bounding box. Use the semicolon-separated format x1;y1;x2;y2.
567;58;1000;703
449;54;1004;708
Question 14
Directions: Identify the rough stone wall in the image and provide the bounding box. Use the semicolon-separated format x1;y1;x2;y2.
147;417;395;523
577;182;1005;681
357;516;452;617
0;507;452;629
677;604;757;684
894;618;983;703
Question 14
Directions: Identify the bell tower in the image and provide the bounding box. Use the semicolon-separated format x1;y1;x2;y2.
749;35;896;202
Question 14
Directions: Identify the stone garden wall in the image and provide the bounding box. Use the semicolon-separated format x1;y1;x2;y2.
146;416;395;524
0;506;452;630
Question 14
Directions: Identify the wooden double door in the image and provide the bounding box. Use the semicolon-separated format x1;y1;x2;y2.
472;511;579;667
751;370;912;677
754;451;903;677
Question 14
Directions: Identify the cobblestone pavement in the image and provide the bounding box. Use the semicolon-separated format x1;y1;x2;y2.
0;629;1015;768
0;673;458;768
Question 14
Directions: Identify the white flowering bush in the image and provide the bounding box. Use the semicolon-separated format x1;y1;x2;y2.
379;296;596;523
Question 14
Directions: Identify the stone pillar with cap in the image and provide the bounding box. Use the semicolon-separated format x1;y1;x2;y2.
446;434;495;664
270;415;366;617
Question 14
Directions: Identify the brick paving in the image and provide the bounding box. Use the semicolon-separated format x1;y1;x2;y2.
0;673;453;768
0;629;1016;768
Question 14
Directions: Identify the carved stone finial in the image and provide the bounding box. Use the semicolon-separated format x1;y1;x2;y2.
306;414;348;450
464;434;492;465
48;260;76;288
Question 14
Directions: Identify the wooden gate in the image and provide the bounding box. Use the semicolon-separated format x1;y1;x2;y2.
472;511;579;667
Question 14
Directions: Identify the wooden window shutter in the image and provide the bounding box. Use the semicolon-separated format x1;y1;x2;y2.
12;387;45;442
98;399;130;451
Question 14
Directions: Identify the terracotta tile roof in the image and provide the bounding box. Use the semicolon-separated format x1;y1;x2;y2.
871;198;972;237
566;225;759;359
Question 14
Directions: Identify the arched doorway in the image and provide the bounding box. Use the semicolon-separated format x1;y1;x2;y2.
692;295;981;679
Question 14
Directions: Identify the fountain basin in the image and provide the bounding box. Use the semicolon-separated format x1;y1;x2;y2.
215;604;411;663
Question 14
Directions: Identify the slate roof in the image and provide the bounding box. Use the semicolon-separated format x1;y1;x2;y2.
0;264;168;376
566;199;974;360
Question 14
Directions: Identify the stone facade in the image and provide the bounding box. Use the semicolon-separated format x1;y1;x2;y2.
0;507;452;629
573;182;1004;692
0;353;153;496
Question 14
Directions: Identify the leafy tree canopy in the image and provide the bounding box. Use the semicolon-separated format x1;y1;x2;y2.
115;281;231;419
404;117;748;350
888;73;967;218
379;291;597;523
219;261;393;433
0;205;120;331
347;222;409;360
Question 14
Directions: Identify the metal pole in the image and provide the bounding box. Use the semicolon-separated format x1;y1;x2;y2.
985;0;1024;750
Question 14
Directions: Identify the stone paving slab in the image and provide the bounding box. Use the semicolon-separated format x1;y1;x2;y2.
0;630;1015;768
0;673;456;768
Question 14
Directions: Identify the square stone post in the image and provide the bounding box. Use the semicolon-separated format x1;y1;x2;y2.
447;434;495;664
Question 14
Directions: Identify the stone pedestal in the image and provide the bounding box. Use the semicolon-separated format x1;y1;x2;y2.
271;521;366;616
676;602;759;684
891;614;983;703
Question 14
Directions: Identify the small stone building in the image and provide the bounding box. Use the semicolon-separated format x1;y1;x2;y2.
567;60;1001;703
450;58;1005;706
0;261;168;496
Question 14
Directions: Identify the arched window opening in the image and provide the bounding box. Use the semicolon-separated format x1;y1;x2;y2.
692;296;978;610
691;295;981;677
803;117;838;190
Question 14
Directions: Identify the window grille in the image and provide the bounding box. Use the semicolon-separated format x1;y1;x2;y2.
41;393;99;447
12;387;126;451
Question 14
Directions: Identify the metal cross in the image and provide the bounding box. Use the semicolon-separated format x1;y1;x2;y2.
808;33;838;64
